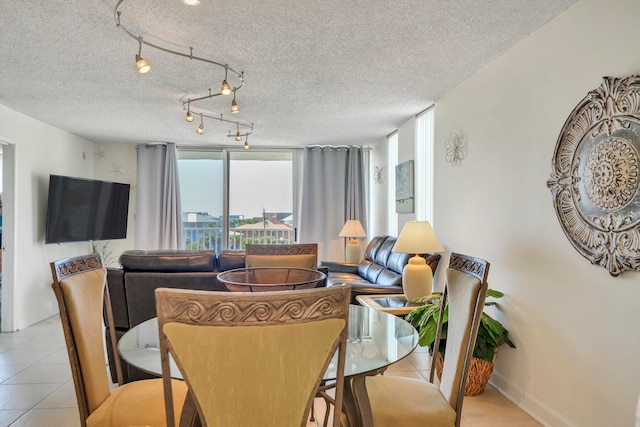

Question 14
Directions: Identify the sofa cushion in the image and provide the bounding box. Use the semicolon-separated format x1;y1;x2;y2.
119;250;216;272
246;254;317;269
217;250;246;272
125;272;223;327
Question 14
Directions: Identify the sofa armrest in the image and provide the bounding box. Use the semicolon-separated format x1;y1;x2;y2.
320;261;359;274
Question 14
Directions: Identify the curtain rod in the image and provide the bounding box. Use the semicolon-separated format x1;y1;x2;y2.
416;104;435;118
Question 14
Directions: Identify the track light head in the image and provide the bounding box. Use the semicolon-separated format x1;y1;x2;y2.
231;98;240;114
135;54;150;74
197;114;204;134
235;131;242;141
244;140;249;150
183;0;200;5
185;109;194;122
221;80;232;96
135;36;150;73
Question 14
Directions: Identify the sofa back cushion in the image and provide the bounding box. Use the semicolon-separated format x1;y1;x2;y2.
355;235;427;286
361;235;388;262
119;250;216;272
125;272;223;327
245;244;318;270
246;254;317;269
217;250;246;272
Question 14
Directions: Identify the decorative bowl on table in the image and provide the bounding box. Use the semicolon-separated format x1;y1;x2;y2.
217;267;326;292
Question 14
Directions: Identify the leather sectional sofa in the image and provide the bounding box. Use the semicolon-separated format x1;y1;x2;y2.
105;245;322;382
322;235;441;303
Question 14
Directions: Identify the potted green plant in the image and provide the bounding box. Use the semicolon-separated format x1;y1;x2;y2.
406;289;516;395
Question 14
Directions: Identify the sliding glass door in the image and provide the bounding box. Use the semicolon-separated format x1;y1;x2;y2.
177;149;294;251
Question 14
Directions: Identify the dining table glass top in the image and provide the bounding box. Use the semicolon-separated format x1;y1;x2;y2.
118;304;419;380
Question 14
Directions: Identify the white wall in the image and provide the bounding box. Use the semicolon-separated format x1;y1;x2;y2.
0;106;138;330
93;142;137;266
369;137;389;237
430;0;640;425
0;104;96;330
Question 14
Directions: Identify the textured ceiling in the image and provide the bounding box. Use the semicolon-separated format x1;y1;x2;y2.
0;0;576;148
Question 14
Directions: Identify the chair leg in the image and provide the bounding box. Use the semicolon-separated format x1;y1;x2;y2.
310;399;316;422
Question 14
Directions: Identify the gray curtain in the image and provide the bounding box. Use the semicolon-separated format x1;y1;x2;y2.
135;143;183;249
299;146;368;262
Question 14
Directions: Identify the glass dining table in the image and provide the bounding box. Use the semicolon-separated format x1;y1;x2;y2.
118;304;419;427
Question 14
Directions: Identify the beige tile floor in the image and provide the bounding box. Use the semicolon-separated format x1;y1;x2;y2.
0;315;542;426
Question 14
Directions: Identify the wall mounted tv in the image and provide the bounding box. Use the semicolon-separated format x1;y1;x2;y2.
45;175;131;244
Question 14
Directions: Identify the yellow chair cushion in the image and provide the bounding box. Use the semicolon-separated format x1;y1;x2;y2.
87;378;188;427
60;268;111;413
366;375;456;427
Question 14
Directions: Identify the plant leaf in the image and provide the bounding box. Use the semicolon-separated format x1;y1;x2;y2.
487;289;504;298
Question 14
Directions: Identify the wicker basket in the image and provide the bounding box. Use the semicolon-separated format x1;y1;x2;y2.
435;350;497;396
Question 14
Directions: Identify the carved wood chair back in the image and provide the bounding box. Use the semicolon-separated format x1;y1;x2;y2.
156;285;350;427
51;253;187;427
365;252;489;427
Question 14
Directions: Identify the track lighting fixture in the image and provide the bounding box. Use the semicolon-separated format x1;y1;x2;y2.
185;102;194;122
115;0;254;140
135;37;150;74
244;140;250;150
221;67;232;96
231;92;240;114
197;114;204;134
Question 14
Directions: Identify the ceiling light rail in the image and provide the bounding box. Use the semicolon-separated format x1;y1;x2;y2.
186;107;253;141
114;0;245;103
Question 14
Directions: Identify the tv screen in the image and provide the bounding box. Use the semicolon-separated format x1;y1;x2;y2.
45;175;131;244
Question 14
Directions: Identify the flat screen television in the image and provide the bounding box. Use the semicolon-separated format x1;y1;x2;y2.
45;175;131;244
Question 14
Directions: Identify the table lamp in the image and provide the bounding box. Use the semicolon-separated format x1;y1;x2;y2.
339;219;367;264
392;221;444;301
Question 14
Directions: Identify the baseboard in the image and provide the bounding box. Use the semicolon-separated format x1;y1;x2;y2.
489;371;577;427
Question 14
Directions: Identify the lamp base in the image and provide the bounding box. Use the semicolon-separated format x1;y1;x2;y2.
402;255;433;302
345;238;361;264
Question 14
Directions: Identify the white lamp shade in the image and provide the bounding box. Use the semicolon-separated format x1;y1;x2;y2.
339;220;367;238
392;221;444;254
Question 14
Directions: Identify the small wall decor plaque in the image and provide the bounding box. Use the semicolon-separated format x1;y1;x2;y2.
396;160;414;213
547;75;640;276
373;166;384;184
445;132;466;166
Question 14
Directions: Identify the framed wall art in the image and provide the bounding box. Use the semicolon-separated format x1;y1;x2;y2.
547;75;640;276
395;160;414;213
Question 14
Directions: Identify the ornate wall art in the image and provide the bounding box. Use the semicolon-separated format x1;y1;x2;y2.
547;75;640;276
395;160;414;213
373;166;384;184
445;132;466;166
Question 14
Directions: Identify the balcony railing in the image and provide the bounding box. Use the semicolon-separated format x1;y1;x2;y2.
183;225;295;251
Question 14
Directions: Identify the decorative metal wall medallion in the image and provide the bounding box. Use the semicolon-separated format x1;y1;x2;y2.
547;75;640;276
445;132;466;166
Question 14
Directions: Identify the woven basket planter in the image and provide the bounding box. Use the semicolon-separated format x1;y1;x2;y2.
435;350;498;396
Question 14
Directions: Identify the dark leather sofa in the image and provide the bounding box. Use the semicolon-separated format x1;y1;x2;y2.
321;235;441;303
105;249;245;382
105;245;326;383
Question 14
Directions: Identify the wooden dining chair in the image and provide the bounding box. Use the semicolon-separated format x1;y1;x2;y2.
50;253;188;427
364;252;490;427
156;285;350;427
